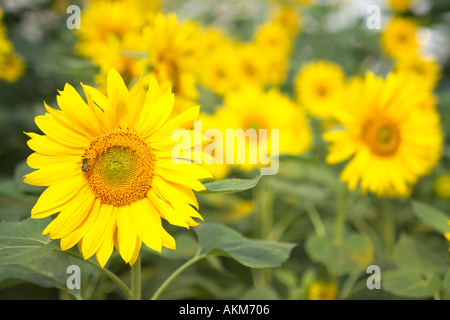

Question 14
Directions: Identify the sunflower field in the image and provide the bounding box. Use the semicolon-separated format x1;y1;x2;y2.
0;0;449;303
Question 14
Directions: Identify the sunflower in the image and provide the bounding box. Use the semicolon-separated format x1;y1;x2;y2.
253;22;292;86
142;13;203;114
324;72;443;197
387;0;412;13
234;44;269;88
75;0;145;54
307;281;338;300
294;60;345;119
24;69;211;267
381;17;419;59
0;8;25;82
0;53;25;82
200;46;237;96
394;54;440;89
269;5;301;37
434;174;450;199
210;86;312;172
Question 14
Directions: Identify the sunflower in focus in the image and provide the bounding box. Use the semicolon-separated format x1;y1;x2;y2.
381;17;419;59
295;60;345;119
24;69;211;267
324;72;443;197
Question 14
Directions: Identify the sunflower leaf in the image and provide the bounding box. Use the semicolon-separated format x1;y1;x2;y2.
194;223;296;268
198;175;261;194
383;268;442;298
0;218;58;265
411;201;450;235
305;233;374;276
0;251;97;288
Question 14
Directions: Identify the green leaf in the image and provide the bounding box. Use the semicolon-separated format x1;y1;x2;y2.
383;268;442;298
411;201;450;235
393;235;448;275
194;223;296;268
305;233;374;276
0;218;58;265
198;175;261;194
0;251;97;288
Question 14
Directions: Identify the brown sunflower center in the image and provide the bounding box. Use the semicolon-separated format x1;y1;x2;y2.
315;83;329;97
81;131;155;206
361;118;401;157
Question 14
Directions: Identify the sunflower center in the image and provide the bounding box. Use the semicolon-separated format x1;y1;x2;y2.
361;118;401;157
315;84;329;97
82;131;155;206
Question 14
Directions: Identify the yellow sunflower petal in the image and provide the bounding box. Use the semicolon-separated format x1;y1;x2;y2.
116;205;139;263
129;198;163;252
31;174;86;218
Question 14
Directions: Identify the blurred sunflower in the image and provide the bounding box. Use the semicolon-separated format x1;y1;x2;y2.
324;72;443;197
197;112;231;180
394;54;440;89
234;44;269;88
0;8;25;82
142;13;204;114
381;17;419;59
387;0;412;13
92;32;147;91
200;46;237;96
434;174;450;199
307;281;338;300
269;5;301;37
75;0;145;54
24;69;211;267
253;22;292;86
0;53;25;82
210;86;312;172
294;60;345;119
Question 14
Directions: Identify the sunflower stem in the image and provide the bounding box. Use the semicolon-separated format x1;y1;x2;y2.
131;255;141;300
151;253;203;300
381;200;395;259
54;249;133;300
252;175;273;287
334;187;348;244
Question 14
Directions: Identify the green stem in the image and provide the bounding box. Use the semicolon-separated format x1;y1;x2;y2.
334;188;348;244
254;176;273;239
304;202;326;237
339;271;360;300
252;176;273;286
151;253;203;300
381;201;395;258
131;255;141;300
54;249;132;300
